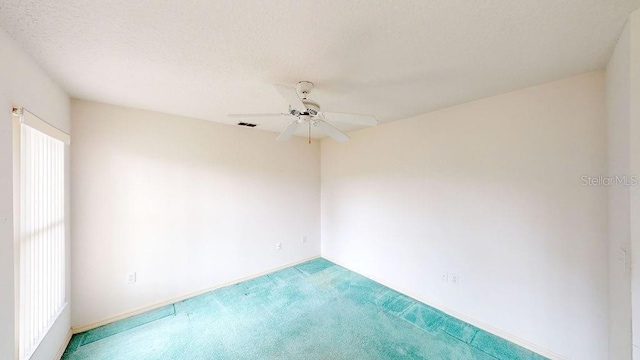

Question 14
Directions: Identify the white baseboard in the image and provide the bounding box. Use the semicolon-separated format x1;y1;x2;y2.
55;329;72;360
322;255;567;360
72;255;320;334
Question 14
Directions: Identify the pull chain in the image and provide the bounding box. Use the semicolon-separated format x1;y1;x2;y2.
308;121;311;144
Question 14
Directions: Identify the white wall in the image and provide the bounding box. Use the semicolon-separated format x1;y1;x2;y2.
321;72;608;360
629;10;640;360
0;28;71;360
606;18;633;360
606;9;640;359
70;100;320;328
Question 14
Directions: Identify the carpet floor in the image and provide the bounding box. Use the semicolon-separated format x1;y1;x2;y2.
62;258;548;359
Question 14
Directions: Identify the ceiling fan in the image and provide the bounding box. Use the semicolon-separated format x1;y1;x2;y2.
228;81;378;143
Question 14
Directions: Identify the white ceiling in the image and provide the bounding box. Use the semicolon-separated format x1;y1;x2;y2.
0;0;638;138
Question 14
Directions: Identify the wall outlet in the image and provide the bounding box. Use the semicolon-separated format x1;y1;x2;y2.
450;273;459;285
441;273;449;282
276;242;282;250
126;272;136;284
301;236;307;244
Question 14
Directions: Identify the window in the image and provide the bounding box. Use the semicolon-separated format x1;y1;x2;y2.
14;108;69;359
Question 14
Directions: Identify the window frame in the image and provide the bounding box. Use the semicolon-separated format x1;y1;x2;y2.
12;107;70;360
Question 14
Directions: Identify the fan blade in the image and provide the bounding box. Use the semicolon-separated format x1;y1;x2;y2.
228;113;285;118
315;121;350;143
276;121;302;141
321;112;378;126
274;84;306;112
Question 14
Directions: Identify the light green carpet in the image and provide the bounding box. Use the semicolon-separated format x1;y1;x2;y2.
63;258;548;359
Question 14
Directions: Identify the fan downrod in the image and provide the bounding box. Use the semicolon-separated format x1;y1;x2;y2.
292;81;320;116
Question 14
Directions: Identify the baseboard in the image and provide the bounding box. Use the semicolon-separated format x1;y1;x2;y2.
72;255;320;334
322;255;568;360
55;328;72;360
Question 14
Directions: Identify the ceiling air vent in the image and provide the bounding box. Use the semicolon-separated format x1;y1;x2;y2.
237;122;257;127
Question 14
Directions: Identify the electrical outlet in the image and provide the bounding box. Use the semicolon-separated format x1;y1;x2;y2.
301;236;307;244
276;242;282;250
450;273;459;285
126;272;136;284
441;273;449;282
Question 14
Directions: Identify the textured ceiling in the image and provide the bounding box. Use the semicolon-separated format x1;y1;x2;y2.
0;0;638;138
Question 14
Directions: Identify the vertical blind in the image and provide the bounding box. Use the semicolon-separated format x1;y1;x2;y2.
17;109;68;360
